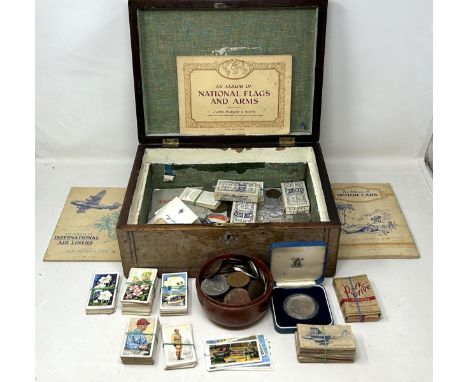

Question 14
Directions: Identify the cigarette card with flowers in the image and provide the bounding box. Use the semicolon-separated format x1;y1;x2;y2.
121;268;158;305
86;272;120;314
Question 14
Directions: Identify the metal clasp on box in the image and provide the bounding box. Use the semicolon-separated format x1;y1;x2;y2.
162;138;179;148
214;3;228;9
222;231;238;247
279;137;296;147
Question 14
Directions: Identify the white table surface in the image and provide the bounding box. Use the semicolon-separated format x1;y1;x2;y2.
35;158;433;382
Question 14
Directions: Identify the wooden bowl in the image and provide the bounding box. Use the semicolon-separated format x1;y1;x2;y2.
196;253;273;328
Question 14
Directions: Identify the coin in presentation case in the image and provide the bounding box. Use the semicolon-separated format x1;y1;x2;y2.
270;241;333;333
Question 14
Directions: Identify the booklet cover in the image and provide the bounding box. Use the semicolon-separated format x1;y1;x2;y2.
177;55;292;135
43;187;125;261
332;183;419;259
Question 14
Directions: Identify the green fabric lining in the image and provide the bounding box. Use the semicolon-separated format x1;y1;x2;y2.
138;165;157;224
137;7;318;137
151;163;306;189
305;164;320;221
137;161;321;222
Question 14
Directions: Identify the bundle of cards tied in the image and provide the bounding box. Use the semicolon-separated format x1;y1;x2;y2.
295;324;356;363
333;274;382;322
85;272;120;315
160;272;189;315
121;317;160;365
121;268;158;315
147;180;311;225
162;322;197;369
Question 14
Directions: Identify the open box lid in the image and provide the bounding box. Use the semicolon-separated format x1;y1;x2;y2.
129;0;328;146
270;241;327;287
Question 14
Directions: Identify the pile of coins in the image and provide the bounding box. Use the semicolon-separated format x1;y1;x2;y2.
200;256;267;305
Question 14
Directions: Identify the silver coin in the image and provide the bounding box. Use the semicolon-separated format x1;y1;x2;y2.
283;294;319;320
248;260;259;279
232;266;256;279
201;275;229;297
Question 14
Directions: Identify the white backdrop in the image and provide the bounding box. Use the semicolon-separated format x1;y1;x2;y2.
35;2;434;381
35;0;433;162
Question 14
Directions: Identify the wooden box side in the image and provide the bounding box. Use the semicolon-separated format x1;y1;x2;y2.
117;145;146;230
118;222;339;278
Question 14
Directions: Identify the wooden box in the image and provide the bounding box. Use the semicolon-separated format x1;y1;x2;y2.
116;0;341;278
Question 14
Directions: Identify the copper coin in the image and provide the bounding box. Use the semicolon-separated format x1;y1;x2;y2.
204;259;223;278
266;189;282;199
226;271;250;288
248;279;265;300
212;202;229;213
223;288;251;305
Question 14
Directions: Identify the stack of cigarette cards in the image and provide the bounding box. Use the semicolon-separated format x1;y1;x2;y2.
205;334;273;371
86;272;120;314
281;181;310;214
121;317;160;365
162;322;197;369
121;268;158;315
160;272;188;315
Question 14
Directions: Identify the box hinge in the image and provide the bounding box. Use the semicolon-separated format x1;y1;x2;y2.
275;280;317;288
279;137;296;147
162;138;179;148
